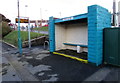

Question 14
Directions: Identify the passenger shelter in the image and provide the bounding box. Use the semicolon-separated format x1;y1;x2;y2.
49;5;111;66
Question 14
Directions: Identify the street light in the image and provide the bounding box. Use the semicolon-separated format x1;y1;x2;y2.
40;8;42;27
40;9;49;26
112;0;117;26
25;5;28;17
17;0;22;55
59;12;62;18
25;5;31;49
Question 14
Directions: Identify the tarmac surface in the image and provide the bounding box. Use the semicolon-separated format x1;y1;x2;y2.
1;41;120;83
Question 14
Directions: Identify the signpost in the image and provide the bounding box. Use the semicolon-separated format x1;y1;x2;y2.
15;17;31;49
17;0;31;55
17;0;22;55
15;18;29;23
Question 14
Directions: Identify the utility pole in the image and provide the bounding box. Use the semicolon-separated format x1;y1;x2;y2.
25;5;28;17
17;0;22;55
40;8;42;27
25;5;31;49
118;1;120;26
59;12;61;18
113;0;117;26
28;18;31;49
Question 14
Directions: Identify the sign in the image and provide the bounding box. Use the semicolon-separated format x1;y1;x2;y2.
62;17;73;21
15;18;29;23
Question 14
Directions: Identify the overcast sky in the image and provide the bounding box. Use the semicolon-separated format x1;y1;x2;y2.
0;0;120;23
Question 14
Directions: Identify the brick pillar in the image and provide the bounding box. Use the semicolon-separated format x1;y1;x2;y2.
88;5;111;66
49;17;55;52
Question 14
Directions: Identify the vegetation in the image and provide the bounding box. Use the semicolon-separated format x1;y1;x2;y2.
1;22;12;37
3;31;47;47
33;27;48;31
0;14;11;22
0;14;11;38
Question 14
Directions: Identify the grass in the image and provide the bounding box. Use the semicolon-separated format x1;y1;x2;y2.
33;27;48;31
3;31;47;47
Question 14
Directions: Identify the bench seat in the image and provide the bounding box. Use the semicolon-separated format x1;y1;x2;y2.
63;43;88;47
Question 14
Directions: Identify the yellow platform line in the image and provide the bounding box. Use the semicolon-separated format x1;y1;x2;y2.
53;52;88;63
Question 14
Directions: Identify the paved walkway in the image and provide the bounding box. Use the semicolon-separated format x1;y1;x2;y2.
4;54;39;81
2;56;22;81
1;41;120;82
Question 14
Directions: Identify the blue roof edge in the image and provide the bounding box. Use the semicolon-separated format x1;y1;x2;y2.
54;13;88;23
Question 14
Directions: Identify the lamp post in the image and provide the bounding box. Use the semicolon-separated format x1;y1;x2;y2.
40;8;42;27
25;5;31;49
118;1;120;26
17;0;22;55
59;12;62;18
45;10;48;20
28;18;31;49
25;5;28;17
113;0;117;26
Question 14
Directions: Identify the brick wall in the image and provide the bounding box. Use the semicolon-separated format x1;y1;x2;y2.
88;5;111;66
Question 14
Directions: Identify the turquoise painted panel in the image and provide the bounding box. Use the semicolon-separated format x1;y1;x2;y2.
49;17;55;52
88;42;97;45
55;13;88;23
88;53;97;57
88;5;111;66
